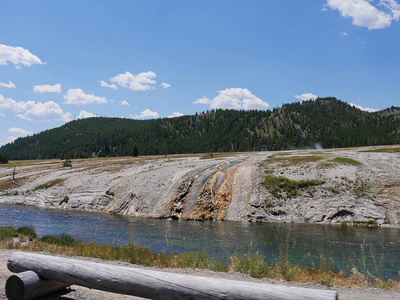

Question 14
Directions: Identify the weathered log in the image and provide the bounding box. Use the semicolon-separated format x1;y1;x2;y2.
8;251;338;300
5;270;70;300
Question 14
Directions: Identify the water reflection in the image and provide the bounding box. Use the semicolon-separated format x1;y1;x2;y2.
1;204;399;279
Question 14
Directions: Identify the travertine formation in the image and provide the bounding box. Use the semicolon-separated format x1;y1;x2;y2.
0;146;399;225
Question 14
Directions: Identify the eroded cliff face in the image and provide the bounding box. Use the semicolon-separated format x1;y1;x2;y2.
1;147;399;225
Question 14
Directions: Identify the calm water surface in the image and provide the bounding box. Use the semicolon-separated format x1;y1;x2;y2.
1;204;399;279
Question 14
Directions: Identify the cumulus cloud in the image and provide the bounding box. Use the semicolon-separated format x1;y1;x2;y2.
326;0;400;30
161;83;171;89
294;93;318;101
76;110;97;119
100;80;117;89
33;83;61;93
130;108;159;119
7;127;33;143
168;112;184;118
63;89;107;105
119;100;130;106
109;71;157;91
8;127;33;135
350;102;379;112
194;88;269;110
0;44;45;68
0;81;16;89
17;101;72;122
0;94;72;122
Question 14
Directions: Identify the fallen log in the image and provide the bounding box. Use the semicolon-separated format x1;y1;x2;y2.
8;251;338;300
5;270;70;300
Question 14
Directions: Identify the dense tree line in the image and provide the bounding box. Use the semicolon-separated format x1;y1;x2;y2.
1;98;399;160
0;153;8;164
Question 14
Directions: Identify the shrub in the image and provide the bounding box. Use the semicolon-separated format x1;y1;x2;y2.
262;175;325;199
62;158;72;168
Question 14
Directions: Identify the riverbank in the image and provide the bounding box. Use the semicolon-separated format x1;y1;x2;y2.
1;249;400;300
1;146;400;225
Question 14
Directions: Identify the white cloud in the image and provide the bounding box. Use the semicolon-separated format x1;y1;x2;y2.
326;0;400;30
0;94;72;122
100;80;117;89
0;44;45;68
110;71;157;91
193;96;212;105
0;81;16;89
194;88;269;110
6;128;34;144
63;88;107;105
341;32;349;36
168;112;184;118
17;101;72;122
119;100;130;106
33;83;61;93
349;102;378;112
76;110;97;119
294;93;318;101
161;82;171;89
130;108;159;119
0;112;4;118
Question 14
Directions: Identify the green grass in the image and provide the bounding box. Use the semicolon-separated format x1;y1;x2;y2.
262;175;325;199
265;155;323;165
331;157;362;166
33;178;65;191
363;147;400;153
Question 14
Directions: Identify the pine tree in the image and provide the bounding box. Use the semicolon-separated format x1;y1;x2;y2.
132;144;139;157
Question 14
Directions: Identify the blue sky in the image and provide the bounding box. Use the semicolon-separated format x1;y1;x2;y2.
1;0;400;146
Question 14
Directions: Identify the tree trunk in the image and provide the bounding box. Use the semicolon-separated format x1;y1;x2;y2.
8;251;338;300
5;270;70;300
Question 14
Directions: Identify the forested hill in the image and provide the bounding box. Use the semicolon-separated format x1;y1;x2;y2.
1;97;400;160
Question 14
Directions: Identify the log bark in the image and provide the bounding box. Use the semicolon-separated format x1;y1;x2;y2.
8;251;338;300
5;270;70;300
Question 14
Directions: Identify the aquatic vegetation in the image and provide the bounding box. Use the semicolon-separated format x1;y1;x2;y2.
1;226;399;290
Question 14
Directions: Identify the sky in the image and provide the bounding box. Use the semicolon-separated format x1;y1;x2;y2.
1;0;400;146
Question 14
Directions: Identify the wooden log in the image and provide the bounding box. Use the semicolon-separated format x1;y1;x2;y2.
5;270;70;300
8;251;338;300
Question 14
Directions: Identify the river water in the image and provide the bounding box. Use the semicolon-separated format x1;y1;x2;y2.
1;204;399;279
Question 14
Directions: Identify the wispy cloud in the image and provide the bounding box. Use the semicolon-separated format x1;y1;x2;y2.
109;71;157;91
100;80;117;90
326;0;400;30
63;89;107;106
34;83;61;93
194;88;269;110
294;93;318;101
119;100;130;106
0;44;45;68
161;82;171;89
0;81;16;89
130;108;159;119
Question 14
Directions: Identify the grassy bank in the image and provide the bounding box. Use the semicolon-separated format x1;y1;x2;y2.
1;226;399;290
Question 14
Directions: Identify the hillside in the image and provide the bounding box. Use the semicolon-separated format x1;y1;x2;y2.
1;97;400;160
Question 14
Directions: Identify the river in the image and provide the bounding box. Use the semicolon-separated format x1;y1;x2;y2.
1;204;399;280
